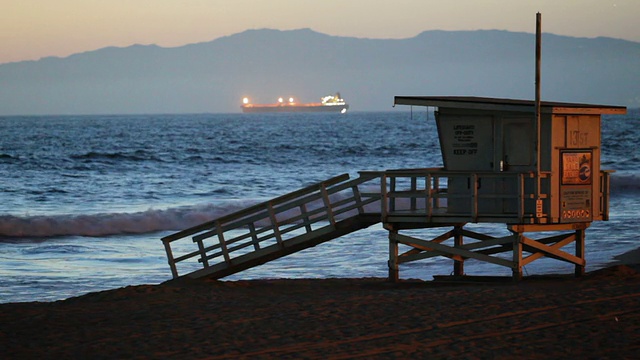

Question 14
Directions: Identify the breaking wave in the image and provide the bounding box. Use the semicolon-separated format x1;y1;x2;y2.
0;201;257;238
610;173;640;193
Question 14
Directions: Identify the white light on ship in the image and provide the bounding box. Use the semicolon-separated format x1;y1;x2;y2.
242;97;249;104
278;97;284;103
289;97;295;103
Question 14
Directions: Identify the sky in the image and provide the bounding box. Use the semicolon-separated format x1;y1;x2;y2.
1;0;639;65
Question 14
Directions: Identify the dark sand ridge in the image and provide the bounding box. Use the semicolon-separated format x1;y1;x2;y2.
2;250;640;359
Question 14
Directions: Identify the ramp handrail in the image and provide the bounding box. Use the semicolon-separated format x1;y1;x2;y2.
162;173;382;278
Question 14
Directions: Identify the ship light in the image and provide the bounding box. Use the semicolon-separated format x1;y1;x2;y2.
278;97;284;103
242;97;250;104
289;97;295;103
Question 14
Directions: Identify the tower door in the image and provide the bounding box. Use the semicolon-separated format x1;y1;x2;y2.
498;118;533;214
500;118;533;171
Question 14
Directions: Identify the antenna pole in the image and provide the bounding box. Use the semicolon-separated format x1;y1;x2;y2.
535;12;543;217
536;12;541;133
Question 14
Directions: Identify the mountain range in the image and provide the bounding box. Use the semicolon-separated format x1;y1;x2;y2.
1;28;638;115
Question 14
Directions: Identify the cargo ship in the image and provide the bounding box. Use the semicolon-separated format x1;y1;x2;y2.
241;93;349;113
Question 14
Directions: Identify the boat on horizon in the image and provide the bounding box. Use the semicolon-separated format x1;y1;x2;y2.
241;93;349;114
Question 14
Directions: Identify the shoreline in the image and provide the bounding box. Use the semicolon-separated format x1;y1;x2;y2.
2;262;640;358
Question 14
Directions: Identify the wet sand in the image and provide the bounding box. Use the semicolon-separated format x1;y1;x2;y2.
2;265;640;359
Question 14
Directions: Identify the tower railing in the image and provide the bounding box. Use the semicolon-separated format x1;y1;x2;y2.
374;168;553;224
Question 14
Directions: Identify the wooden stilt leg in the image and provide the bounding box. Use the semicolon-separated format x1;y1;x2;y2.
454;225;464;276
388;229;399;282
512;233;523;281
575;228;585;277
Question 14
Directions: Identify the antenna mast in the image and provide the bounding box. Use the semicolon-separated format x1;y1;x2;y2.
535;12;543;217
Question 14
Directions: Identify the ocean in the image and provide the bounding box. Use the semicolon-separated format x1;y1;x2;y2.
1;110;639;303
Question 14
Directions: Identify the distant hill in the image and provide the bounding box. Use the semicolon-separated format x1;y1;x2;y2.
1;28;638;115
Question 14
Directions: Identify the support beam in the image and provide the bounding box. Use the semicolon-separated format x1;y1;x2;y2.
521;233;577;266
513;233;523;281
454;225;464;275
393;233;514;268
388;228;399;282
385;222;591;282
576;228;585;277
520;236;585;266
400;235;514;263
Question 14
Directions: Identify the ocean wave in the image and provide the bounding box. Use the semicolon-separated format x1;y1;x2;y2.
0;190;368;239
21;244;89;255
610;173;640;194
28;188;69;195
70;150;162;162
0;153;19;162
0;201;258;238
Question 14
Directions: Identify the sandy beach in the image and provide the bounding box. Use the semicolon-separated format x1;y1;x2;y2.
1;262;639;359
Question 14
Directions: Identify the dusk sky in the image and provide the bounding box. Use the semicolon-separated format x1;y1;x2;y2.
2;0;639;64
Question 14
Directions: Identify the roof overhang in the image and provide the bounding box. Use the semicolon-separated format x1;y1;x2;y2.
394;96;627;115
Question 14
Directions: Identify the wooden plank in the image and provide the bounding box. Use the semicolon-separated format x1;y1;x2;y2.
172;248;205;263
520;234;575;266
402;251;463;263
193;229;219;243
196;238;209;267
216;221;231;264
426;174;434;220
163;241;179;279
389;229;399;282
199;249;224;263
430;229;456;244
321;184;336;228
300;204;313;233
551;106;627;115
520;236;585;266
513;233;523;281
396;228;456;257
454;225;464;275
459;229;498;241
518;173;525;221
392;233;514;268
403;235;515;261
508;223;589;233
267;202;284;247
380;174;388;218
398;239;465;262
410;177;417;210
477;243;514;256
519;232;575;263
576;228;585;277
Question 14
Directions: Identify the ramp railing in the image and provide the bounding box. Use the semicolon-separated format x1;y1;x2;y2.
161;173;382;279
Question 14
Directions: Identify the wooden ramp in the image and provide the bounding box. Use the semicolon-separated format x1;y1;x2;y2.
161;173;382;280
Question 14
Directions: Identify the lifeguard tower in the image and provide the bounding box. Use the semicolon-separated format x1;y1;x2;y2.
385;96;626;280
160;13;628;282
160;97;626;282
